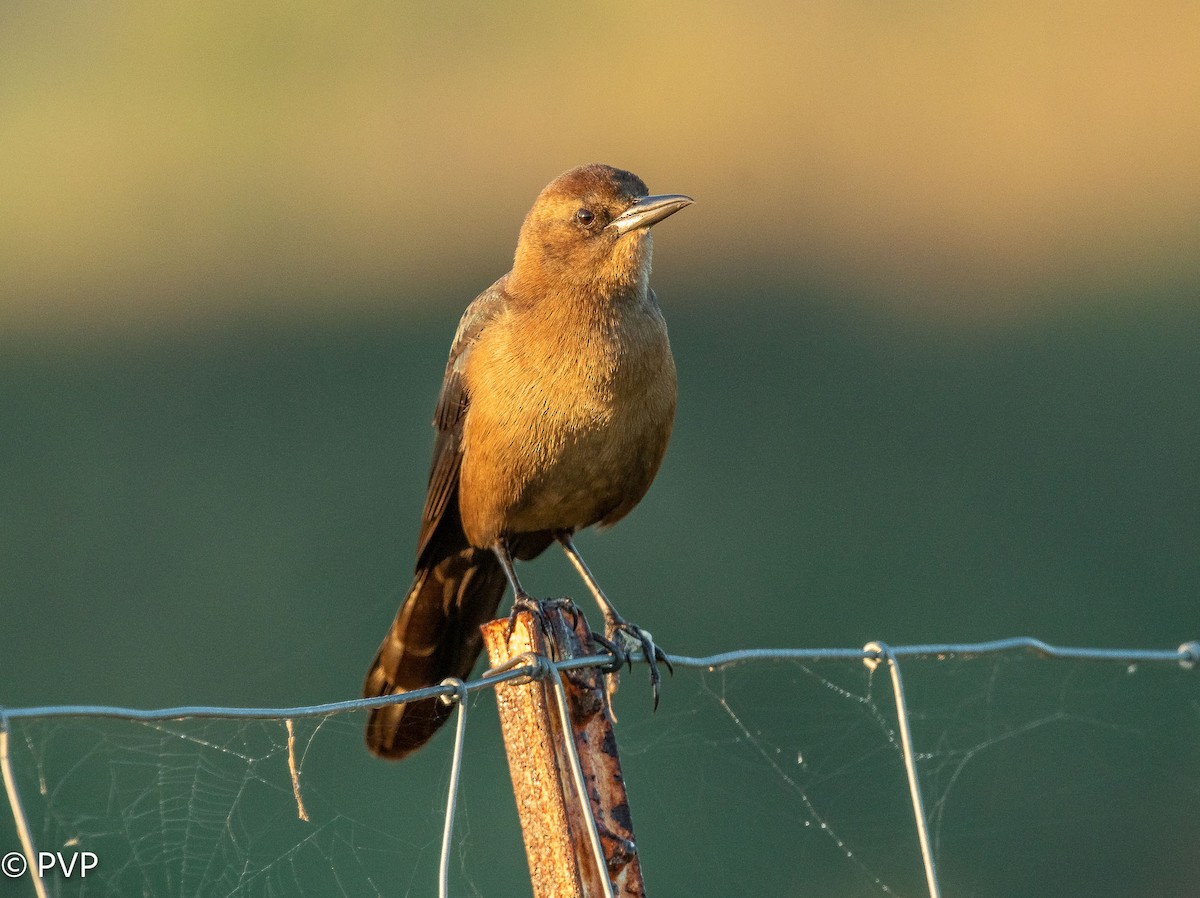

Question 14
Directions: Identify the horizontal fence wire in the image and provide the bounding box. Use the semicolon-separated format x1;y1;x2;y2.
4;637;1196;723
2;636;1198;898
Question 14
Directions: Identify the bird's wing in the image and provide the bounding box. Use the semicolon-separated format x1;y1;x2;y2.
415;277;509;564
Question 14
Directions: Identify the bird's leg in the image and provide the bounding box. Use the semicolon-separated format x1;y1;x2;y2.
493;537;545;640
555;532;671;708
493;536;535;604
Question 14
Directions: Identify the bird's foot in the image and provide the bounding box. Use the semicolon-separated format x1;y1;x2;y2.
601;614;672;710
504;593;579;644
504;591;544;641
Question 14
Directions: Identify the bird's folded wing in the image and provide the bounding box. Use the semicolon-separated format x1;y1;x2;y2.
416;277;509;565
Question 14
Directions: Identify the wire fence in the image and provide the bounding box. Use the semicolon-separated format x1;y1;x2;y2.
3;637;1197;898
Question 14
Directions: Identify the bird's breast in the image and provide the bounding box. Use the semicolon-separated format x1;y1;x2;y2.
458;300;676;545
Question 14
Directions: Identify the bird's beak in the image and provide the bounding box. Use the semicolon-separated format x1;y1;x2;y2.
608;194;694;236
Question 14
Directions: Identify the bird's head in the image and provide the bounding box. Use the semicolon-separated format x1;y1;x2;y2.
511;164;692;299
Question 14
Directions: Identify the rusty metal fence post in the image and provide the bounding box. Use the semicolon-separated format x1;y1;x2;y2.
482;604;646;898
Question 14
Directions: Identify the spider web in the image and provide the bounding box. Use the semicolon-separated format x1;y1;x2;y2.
5;714;425;897
3;652;1197;897
615;652;1199;897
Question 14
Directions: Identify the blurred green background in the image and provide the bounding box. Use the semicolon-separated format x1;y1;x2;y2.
1;2;1197;896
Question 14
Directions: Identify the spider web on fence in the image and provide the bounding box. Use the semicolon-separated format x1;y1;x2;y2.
636;652;1200;897
3;645;1198;898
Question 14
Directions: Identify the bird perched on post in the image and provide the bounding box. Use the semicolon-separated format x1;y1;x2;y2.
363;164;692;759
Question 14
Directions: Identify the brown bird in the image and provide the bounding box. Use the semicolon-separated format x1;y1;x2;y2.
363;164;692;759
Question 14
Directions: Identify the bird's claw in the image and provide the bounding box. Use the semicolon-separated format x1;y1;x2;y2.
504;592;544;641
590;631;628;673
506;594;580;650
605;618;671;710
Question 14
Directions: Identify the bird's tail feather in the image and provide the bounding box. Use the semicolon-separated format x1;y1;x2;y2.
363;543;507;759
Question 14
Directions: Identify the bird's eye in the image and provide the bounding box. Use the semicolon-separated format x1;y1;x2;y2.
575;208;595;227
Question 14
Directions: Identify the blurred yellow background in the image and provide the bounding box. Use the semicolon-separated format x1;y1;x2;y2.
4;0;1198;332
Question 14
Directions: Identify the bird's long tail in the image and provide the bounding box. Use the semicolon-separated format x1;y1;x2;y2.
363;535;507;759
